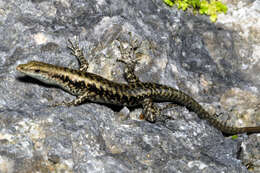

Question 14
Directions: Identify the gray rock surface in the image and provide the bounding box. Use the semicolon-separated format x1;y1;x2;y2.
0;0;259;172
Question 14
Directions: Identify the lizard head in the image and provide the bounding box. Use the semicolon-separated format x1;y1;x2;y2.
17;61;53;76
17;61;87;94
16;61;61;84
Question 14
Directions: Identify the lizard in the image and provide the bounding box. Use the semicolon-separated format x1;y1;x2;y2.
16;39;260;135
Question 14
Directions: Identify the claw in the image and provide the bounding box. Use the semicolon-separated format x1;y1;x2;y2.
156;114;175;123
67;39;84;58
50;101;74;107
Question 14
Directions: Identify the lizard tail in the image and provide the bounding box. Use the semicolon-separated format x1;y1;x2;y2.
198;108;260;135
161;86;260;134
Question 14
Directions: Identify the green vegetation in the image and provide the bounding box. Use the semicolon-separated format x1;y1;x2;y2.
231;135;238;140
163;0;228;22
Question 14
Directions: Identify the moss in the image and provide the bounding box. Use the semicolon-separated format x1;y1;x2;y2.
163;0;228;22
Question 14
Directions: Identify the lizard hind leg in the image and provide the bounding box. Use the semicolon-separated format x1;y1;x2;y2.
141;98;175;123
158;103;179;120
141;99;176;123
141;98;159;122
159;103;179;112
68;38;89;72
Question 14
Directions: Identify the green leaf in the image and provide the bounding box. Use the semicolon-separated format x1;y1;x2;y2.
164;0;174;7
190;0;200;8
199;0;209;14
231;135;238;140
210;14;217;22
215;1;228;13
162;0;228;23
175;0;189;11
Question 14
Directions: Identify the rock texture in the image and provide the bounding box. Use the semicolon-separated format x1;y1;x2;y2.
0;0;259;172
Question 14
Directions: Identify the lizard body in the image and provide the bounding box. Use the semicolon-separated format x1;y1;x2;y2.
16;39;260;135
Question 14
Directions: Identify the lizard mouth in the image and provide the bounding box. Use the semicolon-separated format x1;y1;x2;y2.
16;64;26;72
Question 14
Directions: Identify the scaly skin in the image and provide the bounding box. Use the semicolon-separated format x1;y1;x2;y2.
16;39;260;135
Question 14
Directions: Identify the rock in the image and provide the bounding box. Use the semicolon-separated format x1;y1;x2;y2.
0;0;259;172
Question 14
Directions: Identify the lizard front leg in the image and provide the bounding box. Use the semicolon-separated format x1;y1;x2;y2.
51;91;97;107
68;39;89;72
117;58;140;83
117;37;141;83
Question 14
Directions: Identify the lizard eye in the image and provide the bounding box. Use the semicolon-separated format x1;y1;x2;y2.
34;69;40;73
